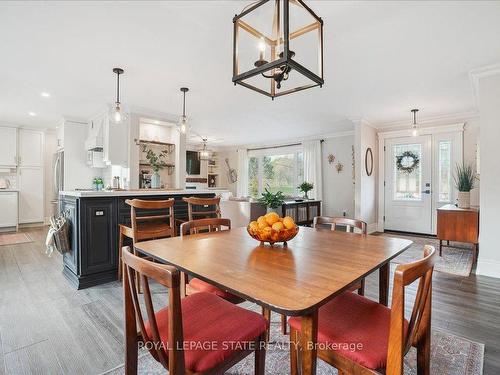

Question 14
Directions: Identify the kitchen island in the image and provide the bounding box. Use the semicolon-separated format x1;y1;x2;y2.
59;189;228;289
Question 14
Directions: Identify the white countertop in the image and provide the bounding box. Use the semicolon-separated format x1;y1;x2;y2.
0;189;19;192
59;188;229;198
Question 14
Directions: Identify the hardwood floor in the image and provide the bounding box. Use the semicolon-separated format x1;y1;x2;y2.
1;227;500;374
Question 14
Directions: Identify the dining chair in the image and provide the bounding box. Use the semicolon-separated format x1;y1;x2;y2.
313;216;368;295
289;245;437;375
121;246;267;375
313;216;368;234
179;218;245;304
118;198;175;292
176;196;222;233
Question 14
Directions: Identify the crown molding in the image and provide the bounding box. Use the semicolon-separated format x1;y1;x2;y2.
372;110;479;131
469;63;500;109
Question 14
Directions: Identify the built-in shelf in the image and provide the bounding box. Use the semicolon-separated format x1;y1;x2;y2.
135;139;175;154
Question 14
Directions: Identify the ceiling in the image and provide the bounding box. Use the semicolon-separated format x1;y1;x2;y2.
1;1;499;146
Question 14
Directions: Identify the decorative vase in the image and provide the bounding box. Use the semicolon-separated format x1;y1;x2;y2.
457;191;470;209
151;172;161;189
304;192;309;200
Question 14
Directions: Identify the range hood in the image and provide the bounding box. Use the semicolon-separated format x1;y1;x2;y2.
85;136;103;152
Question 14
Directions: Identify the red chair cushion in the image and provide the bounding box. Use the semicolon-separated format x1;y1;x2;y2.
144;292;266;373
289;292;408;370
189;277;241;301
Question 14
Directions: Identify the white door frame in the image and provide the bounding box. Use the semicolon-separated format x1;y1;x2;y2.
377;123;464;232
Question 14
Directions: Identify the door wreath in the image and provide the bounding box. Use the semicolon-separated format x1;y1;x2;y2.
396;151;420;174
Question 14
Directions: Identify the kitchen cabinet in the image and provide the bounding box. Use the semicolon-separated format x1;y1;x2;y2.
19;129;43;167
19;167;44;223
0;127;18;167
0;191;18;228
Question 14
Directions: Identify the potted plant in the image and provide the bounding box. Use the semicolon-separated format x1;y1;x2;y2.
454;162;476;208
93;177;104;191
298;181;314;200
258;188;285;215
145;148;169;188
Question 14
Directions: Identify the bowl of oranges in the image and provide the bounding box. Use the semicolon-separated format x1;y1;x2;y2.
247;212;299;246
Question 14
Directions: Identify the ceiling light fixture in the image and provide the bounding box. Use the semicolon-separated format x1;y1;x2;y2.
411;108;419;137
28;111;37;116
177;87;190;134
112;68;125;123
198;138;211;161
232;0;324;99
40;92;51;98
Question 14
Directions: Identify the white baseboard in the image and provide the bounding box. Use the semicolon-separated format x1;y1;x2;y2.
476;258;500;279
367;223;378;234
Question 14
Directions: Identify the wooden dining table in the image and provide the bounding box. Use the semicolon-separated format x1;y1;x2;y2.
133;226;412;375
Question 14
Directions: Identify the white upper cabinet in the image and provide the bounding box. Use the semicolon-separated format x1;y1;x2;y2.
19;129;43;167
0;127;18;167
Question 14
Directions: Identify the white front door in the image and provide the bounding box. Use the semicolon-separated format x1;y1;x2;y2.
384;135;433;234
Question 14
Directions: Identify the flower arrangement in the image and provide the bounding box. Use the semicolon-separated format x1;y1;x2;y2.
298;181;314;199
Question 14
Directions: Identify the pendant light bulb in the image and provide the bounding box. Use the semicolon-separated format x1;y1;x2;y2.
112;68;125;124
114;103;122;123
410;108;419;137
177;87;190;134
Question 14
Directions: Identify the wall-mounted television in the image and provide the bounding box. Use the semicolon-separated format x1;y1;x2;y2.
186;151;200;175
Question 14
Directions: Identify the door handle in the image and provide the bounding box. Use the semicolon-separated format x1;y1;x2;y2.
422;189;431;194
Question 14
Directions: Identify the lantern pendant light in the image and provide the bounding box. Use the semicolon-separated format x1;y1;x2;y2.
177;87;190;134
232;0;324;99
198;138;211;161
112;68;125;123
411;109;419;137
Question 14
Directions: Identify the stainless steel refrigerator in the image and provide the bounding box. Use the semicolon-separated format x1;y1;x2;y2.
52;150;64;212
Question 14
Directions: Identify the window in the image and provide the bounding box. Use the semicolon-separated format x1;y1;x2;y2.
438;141;452;202
247;148;303;198
393;143;422;200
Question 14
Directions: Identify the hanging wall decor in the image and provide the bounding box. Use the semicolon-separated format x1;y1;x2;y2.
232;0;324;99
335;162;344;173
351;145;355;185
396;150;420;174
327;154;335;164
365;147;373;176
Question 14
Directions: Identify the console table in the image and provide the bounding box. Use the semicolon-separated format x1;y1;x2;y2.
282;200;321;226
436;204;479;263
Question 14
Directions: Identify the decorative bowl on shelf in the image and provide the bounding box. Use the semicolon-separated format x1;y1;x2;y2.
247;215;299;247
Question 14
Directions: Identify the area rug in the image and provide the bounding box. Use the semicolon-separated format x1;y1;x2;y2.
376;232;474;277
104;302;484;375
0;232;32;246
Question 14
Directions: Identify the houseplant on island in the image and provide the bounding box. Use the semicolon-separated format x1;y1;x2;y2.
145;148;170;188
258;187;285;215
298;181;314;199
454;162;476;208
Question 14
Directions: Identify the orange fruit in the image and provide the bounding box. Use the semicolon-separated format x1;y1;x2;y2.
258;221;269;230
257;216;267;225
265;212;280;226
283;216;295;229
249;221;259;230
272;222;284;231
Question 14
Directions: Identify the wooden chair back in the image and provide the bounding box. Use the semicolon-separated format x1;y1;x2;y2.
126;198;175;240
387;245;437;374
122;246;185;373
313;216;367;234
183;196;221;222
180;218;231;237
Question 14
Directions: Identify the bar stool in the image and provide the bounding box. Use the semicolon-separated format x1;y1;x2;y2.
118;198;175;291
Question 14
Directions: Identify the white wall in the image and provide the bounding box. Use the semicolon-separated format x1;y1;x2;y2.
476;73;500;278
217;149;238;196
355;120;378;231
463;118;480;206
321;135;355;217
